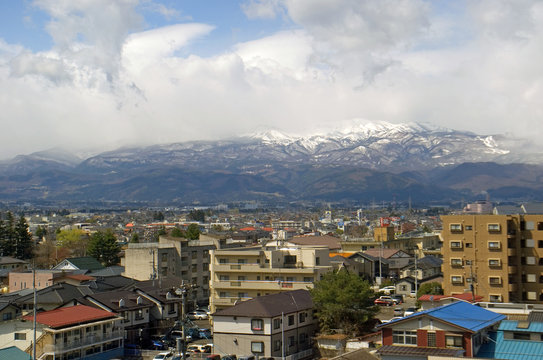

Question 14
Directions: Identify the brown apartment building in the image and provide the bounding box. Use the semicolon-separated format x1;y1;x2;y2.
441;214;543;303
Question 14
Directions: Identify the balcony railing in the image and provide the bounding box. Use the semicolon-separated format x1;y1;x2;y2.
212;279;314;291
43;330;123;353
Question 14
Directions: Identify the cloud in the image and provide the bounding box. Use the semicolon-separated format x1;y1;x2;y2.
241;0;285;19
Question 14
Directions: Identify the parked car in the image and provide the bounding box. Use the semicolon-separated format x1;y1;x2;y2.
206;355;221;360
404;307;418;316
221;355;237;360
374;297;394;306
393;307;404;317
153;352;173;360
197;307;211;316
380;316;403;324
238;356;255;360
390;294;403;304
188;310;209;320
379;286;396;295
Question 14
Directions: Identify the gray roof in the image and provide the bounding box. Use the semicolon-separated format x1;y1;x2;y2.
528;311;543;323
88;266;124;277
83;275;137;292
401;255;443;270
83;289;153;312
214;290;312;318
522;203;543;214
14;283;94;306
0;346;31;360
377;345;463;357
0;257;28;265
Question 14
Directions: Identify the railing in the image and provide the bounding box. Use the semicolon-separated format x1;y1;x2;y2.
42;330;123;353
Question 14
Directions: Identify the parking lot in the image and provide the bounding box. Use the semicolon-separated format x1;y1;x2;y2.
375;295;417;322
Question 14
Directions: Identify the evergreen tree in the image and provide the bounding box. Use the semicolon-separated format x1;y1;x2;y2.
0;212;16;257
14;215;34;260
87;229;121;266
185;223;200;240
0;216;5;256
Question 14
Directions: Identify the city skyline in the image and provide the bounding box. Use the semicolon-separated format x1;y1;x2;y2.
1;1;542;159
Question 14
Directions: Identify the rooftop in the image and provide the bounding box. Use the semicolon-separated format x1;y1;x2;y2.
23;305;116;328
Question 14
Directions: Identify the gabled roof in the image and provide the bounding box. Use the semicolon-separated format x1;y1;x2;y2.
363;248;411;259
378;301;505;333
0;346;31;360
401;256;442;270
477;330;543;360
0;256;28;265
54;256;104;271
23;305;116;329
214;289;312;318
83;289;153;312
14;282;94;305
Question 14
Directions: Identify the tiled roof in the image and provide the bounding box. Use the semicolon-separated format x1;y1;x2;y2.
85;290;153;311
214;289;312;318
378;301;506;333
23;305;116;328
363;248;410;259
418;293;483;303
377;345;463;357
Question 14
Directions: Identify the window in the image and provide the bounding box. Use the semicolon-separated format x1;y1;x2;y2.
274;340;281;351
219;258;228;264
445;335;463;347
191;264;197;272
299;312;306;323
273;318;281;329
488;241;501;250
488;259;501;267
538;222;543;231
527;256;536;265
527;274;536;283
489;294;502;302
466;243;473;248
489;276;502;285
450;241;462;249
513;333;531;340
288;315;295;326
251;319;263;331
450;224;462;232
465;260;472;265
451;258;463;266
539;240;543;248
488;223;500;232
238;259;247;264
2;312;12;320
300;333;307;344
316;257;320;265
219;292;228;298
526;239;535;248
219;275;229;281
527;292;537;300
526;221;535;230
191;251;197;259
303;277;313;282
251;342;264;353
288;336;296;347
465;225;473;230
14;333;26;340
392;330;417;345
451;275;463;284
427;332;436;347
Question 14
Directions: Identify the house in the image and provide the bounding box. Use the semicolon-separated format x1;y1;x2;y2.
213;289;316;359
363;249;412;277
418;293;483;310
400;256;442;280
71;289;154;344
9;282;94;313
377;301;506;359
0;301;21;322
477;312;543;360
53;256;105;272
395;274;443;298
348;252;390;281
0;305;123;360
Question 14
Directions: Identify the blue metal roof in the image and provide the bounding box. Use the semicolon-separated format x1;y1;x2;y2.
499;320;543;333
0;346;31;360
477;331;543;360
380;301;506;332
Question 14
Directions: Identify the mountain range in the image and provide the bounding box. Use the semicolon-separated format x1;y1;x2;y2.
1;121;542;205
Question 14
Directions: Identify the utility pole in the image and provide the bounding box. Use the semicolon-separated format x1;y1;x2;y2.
175;282;198;359
32;261;37;360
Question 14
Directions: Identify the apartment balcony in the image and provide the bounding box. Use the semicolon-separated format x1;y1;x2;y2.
42;330;123;354
213;263;323;274
211;279;314;291
213;296;253;307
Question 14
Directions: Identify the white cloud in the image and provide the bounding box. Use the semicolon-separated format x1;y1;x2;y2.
241;0;284;19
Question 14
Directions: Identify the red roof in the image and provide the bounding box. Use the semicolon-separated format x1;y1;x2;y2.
239;227;256;231
23;305;116;328
262;227;273;232
125;223;134;227
62;274;95;282
418;293;483;303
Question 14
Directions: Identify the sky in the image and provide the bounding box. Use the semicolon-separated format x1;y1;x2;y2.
0;0;542;159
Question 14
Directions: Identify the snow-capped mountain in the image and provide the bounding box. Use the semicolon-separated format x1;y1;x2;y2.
1;120;541;204
79;120;516;173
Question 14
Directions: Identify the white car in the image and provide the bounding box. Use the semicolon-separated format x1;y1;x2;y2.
188;310;209;320
379;286;396;295
153;352;172;360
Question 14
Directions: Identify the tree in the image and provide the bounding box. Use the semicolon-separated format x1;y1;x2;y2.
0;212;16;257
130;233;140;243
56;229;88;257
171;227;184;238
187;210;205;222
416;281;443;306
87;229;121;266
310;270;378;336
14;215;33;260
185;223;200;240
35;225;48;242
153;211;165;221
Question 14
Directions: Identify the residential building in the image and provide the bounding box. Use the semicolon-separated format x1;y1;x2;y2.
210;241;332;313
213;290;315;359
0;305;123;360
418;293;483;310
123;235;215;305
400;255;443;280
377;301;506;358
53;256;105;272
363;248;412;277
441;214;543;303
347;252;390;281
9;270;94;293
0;257;29;271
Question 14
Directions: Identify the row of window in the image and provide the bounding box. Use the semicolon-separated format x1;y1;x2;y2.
450;240;501;250
392;330;463;348
251;312;310;332
450;258;502;267
217;275;314;282
450;223;500;232
450;275;503;285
